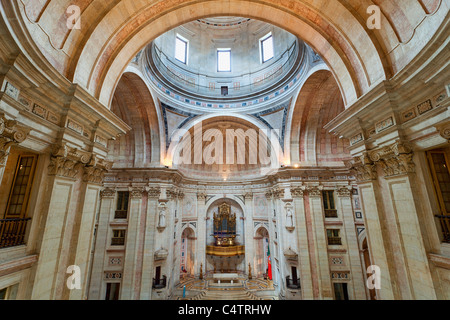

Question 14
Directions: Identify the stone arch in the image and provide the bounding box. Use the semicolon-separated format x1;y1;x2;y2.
109;71;161;167
168;114;284;180
289;69;351;167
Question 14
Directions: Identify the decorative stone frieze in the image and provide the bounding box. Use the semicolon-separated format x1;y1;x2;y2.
48;143;91;178
0;114;31;166
100;188;116;199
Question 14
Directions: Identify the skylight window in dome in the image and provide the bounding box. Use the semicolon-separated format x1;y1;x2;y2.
175;35;188;64
217;49;231;72
260;33;274;63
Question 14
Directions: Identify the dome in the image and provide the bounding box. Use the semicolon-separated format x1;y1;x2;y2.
144;17;308;108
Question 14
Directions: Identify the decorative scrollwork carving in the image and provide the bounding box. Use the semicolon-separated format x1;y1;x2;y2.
0;114;31;167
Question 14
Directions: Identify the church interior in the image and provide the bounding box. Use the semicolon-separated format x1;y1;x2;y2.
0;0;449;300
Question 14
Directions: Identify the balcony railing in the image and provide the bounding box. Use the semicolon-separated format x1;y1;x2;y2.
436;215;450;243
153;276;167;289
325;209;338;218
286;276;301;289
114;210;128;220
327;237;342;246
0;218;31;249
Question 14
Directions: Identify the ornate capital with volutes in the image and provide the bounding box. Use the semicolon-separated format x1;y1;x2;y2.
336;186;352;197
130;187;145;199
100;187;116;199
370;140;415;177
291;186;305;198
167;187;184;200
0;114;31;166
307;186;322;198
83;155;113;184
345;152;377;182
438;123;450;141
197;192;207;201
48;142;92;179
0;114;31;144
272;187;285;199
147;187;161;199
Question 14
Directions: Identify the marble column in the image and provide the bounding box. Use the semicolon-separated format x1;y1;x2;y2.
336;186;366;300
372;142;437;299
87;187;116;300
307;186;333;300
139;186;160;300
31;143;91;300
121;187;145;300
347;151;400;300
243;192;255;277
291;186;314;299
196;192;207;277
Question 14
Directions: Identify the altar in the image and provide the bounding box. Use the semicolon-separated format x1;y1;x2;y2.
211;273;241;286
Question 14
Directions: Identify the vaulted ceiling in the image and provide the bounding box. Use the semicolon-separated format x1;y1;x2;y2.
4;0;446;108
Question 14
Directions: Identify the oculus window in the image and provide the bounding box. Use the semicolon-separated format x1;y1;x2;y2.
217;49;231;72
175;35;188;64
260;33;274;63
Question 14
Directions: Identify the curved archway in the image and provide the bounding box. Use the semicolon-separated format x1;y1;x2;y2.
290;69;350;167
109;71;161;168
168;114;284;180
180;227;197;278
254;226;270;278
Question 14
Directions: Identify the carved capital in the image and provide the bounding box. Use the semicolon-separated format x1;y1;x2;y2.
336;186;352;197
0;114;30;143
346;152;377;182
130;187;144;199
0;115;31;167
290;187;305;198
147;187;161;199
197;192;207;201
167;187;184;200
371;140;415;177
272;187;284;199
83;155;113;184
436;122;450;141
307;186;322;198
48;143;92;179
100;187;116;199
244;192;253;200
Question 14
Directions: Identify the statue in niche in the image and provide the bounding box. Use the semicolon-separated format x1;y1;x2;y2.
285;205;295;231
158;206;166;229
